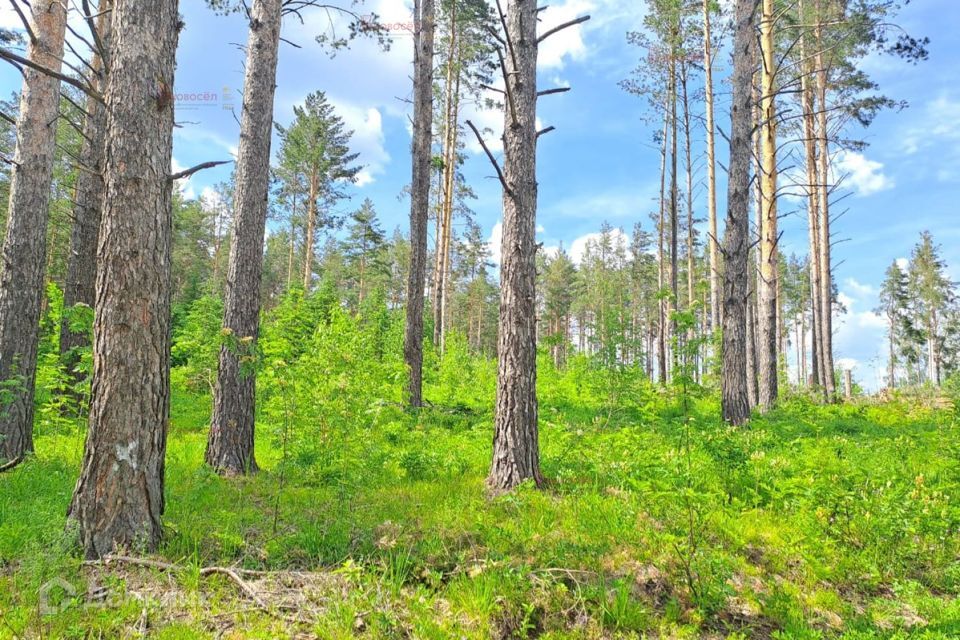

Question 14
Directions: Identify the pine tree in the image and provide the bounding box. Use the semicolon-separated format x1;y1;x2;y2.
275;91;361;292
69;0;181;558
908;232;954;386
0;0;67;465
876;260;911;388
342;198;387;309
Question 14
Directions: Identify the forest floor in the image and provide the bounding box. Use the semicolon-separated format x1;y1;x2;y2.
1;386;959;639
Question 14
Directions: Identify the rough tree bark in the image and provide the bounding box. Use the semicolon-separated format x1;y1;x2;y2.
207;0;282;475
721;0;756;426
60;0;112;391
68;0;181;558
488;0;543;492
0;0;67;465
756;0;778;411
404;0;435;407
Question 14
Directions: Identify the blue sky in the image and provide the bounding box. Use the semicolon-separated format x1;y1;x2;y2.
0;0;957;389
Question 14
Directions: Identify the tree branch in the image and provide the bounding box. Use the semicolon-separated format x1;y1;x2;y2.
170;160;232;182
537;87;570;98
537;15;590;44
0;46;103;102
8;0;36;44
465;119;512;198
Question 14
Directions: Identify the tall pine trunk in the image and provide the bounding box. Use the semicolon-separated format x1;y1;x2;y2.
207;0;282;475
656;104;668;384
814;8;836;399
69;0;180;557
721;0;756;426
703;0;720;336
60;1;112;395
404;0;435;407
488;0;542;492
0;0;67;464
756;0;779;411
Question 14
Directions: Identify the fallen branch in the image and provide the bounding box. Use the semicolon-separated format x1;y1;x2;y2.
0;455;24;473
85;555;269;612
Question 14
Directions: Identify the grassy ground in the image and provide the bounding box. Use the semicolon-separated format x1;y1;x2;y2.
1;383;959;638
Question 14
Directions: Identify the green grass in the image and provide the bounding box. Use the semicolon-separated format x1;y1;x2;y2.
2;381;960;638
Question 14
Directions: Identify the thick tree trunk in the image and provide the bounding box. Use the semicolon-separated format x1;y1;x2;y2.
0;0;67;464
756;0;778;412
721;0;755;426
404;0;435;407
207;0;281;474
703;0;720;335
68;0;180;558
489;0;542;492
60;1;112;395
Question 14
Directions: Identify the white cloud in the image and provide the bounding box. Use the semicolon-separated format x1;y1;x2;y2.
328;103;388;187
569;227;628;264
843;277;876;300
486;221;503;266
834;150;893;197
538;0;591;70
0;6;20;30
171;157;196;199
896;257;909;270
546;184;659;220
836;358;859;372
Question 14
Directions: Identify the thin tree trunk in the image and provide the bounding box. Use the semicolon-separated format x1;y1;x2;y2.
721;0;756;426
286;192;296;289
207;0;282;475
814;0;836;399
703;0;720;335
404;0;435;407
69;0;180;557
757;0;778;412
440;64;462;354
60;1;111;398
302;170;318;291
489;0;542;492
656;103;669;385
747;293;759;408
681;60;694;311
887;315;895;388
669;49;679;319
0;0;67;463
